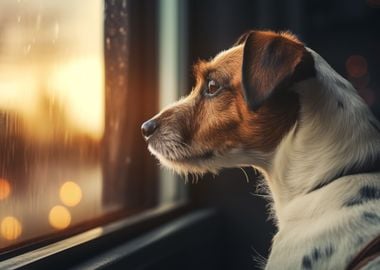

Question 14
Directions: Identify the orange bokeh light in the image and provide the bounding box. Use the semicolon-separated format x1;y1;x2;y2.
0;178;11;200
48;205;71;230
1;216;22;241
346;55;368;78
59;181;82;207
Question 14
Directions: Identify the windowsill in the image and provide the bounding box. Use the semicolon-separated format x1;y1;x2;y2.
72;208;218;269
1;201;193;269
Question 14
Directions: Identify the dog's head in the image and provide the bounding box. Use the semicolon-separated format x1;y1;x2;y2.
141;30;315;174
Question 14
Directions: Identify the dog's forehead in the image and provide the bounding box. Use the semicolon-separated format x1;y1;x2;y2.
210;45;243;70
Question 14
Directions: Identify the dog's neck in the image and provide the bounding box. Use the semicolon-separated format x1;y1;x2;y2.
263;50;380;227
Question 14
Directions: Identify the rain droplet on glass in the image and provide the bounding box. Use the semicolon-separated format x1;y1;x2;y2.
36;14;42;30
119;27;126;35
54;22;60;39
106;37;111;50
23;44;31;55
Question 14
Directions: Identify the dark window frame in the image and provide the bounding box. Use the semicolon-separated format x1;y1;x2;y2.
0;203;196;269
0;0;194;265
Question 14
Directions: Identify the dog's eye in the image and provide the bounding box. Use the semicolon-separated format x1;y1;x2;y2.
206;80;220;95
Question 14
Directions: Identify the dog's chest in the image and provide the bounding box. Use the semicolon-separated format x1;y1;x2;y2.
266;224;376;270
266;230;348;270
265;182;380;270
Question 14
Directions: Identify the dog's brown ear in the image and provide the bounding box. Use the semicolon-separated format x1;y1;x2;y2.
242;31;315;110
234;31;251;46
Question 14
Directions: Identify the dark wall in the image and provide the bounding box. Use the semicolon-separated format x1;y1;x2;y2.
187;1;380;269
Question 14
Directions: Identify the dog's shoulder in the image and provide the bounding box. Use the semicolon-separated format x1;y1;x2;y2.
267;174;380;269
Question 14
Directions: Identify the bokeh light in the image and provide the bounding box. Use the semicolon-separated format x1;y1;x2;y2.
346;55;368;78
0;178;11;200
59;181;82;207
367;0;380;8
1;216;22;241
49;205;71;230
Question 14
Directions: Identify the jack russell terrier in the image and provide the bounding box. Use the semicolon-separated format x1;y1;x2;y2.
141;30;380;270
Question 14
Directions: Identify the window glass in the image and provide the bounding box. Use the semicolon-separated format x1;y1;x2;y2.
0;0;106;250
0;0;184;252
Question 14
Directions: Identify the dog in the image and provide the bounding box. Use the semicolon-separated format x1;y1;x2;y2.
141;30;380;269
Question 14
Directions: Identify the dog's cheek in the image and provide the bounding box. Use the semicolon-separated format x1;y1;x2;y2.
242;91;300;152
193;93;245;151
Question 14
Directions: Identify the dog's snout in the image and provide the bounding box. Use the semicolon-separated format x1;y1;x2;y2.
141;119;159;139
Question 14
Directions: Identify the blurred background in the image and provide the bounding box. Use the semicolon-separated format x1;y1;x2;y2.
0;0;379;269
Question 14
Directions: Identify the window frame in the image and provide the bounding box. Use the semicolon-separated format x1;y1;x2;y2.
0;202;194;269
0;0;193;265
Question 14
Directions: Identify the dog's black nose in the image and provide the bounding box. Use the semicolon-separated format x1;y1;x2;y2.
141;119;159;138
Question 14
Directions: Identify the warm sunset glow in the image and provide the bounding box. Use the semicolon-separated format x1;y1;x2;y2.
1;216;22;241
48;58;105;139
0;178;11;200
49;205;71;230
60;181;82;207
0;72;39;115
0;0;104;141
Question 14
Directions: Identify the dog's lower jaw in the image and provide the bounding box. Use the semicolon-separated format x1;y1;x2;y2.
149;144;271;176
148;144;218;175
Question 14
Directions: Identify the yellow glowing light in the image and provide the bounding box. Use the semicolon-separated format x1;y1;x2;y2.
49;205;71;230
1;216;22;241
59;181;82;207
49;58;105;139
0;178;11;200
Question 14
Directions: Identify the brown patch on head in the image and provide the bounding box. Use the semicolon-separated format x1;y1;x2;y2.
187;46;246;151
143;30;314;173
243;90;300;152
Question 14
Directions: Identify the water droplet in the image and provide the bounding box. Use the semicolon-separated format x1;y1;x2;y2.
106;37;111;50
23;44;31;55
112;120;120;131
36;14;42;30
17;15;21;23
119;27;126;35
54;22;60;39
119;61;125;69
122;0;127;8
118;75;125;86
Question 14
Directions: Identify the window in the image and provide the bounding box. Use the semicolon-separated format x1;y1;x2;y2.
0;0;186;255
